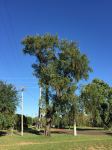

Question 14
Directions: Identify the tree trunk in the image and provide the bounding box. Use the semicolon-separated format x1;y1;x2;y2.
37;106;41;131
73;104;77;136
73;119;77;136
69;124;71;130
44;117;51;136
44;85;51;136
10;127;14;136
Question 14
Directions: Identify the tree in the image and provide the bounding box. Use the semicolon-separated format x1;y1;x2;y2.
22;33;91;136
26;116;33;127
0;81;18;130
80;79;112;128
14;114;28;130
99;88;112;128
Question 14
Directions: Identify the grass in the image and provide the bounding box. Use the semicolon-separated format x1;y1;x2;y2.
0;131;112;150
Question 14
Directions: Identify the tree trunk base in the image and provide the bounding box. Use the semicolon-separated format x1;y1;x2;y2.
44;125;51;136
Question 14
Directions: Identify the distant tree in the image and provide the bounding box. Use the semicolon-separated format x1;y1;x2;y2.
99;88;112;128
80;79;112;128
14;114;28;130
22;33;91;136
0;81;18;130
27;116;33;126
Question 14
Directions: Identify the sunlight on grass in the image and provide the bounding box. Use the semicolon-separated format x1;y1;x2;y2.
0;133;112;150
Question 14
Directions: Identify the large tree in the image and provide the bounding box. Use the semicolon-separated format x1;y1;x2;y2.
0;81;18;130
22;33;91;136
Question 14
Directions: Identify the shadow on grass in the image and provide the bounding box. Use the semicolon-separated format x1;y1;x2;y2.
24;128;42;135
105;132;112;136
0;131;7;137
52;131;70;134
76;127;104;131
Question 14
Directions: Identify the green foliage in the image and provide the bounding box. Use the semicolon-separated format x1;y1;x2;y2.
0;81;18;129
80;79;112;128
22;33;91;134
14;114;28;130
27;116;33;126
22;33;91;96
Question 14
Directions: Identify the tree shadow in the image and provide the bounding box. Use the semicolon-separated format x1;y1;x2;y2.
24;128;42;135
76;127;104;131
51;131;71;134
0;131;7;137
105;132;112;136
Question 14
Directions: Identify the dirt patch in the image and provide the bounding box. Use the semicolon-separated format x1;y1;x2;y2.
0;140;76;147
18;142;35;145
51;128;109;136
87;146;96;150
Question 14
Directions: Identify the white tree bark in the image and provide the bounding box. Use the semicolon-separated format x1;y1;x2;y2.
74;120;77;136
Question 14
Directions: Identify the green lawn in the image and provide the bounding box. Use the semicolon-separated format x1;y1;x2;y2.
0;132;112;150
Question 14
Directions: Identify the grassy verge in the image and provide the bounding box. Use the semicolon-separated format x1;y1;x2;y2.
0;132;112;150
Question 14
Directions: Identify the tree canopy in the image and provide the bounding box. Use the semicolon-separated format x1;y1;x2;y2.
80;79;112;128
22;33;92;135
0;81;18;129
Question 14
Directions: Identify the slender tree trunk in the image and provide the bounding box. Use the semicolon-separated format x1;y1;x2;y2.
73;105;77;136
73;119;77;136
69;115;71;130
44;85;51;136
38;107;41;131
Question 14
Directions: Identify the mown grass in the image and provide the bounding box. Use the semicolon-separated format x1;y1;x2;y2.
0;132;112;150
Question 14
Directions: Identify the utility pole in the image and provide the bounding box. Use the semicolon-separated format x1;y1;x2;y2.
21;88;24;136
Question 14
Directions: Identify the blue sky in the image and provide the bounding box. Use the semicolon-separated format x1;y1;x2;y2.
0;0;112;117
